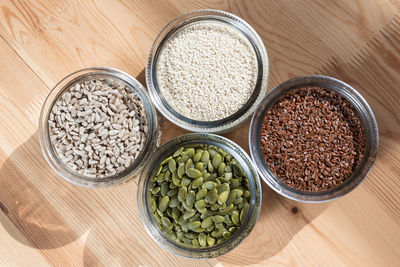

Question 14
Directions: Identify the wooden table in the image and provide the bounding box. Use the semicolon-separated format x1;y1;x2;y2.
0;0;399;266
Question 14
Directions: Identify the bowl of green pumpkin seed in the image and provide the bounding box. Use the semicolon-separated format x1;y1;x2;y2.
137;133;262;259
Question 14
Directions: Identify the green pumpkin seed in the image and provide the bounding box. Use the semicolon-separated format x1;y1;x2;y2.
161;164;169;172
195;199;206;210
226;191;236;205
184;148;195;156
218;182;230;193
198;233;207;247
209;148;217;158
168;158;176;172
160;183;169;196
212;153;222;168
240;203;249;224
224;172;232;179
185;159;194;170
205;188;218;203
212;215;225;223
186;168;202;179
150;199;157;213
196;188;208;200
157;173;165;183
187;221;201;230
192;239;200;248
167;188;178;197
207;160;214;172
177;163;185;178
189;212;200;222
211;228;224;238
220;203;234;214
202;181;217;190
172;207;181;221
182;200;194;212
231;211;240;225
203;172;211;181
195;162;204;171
153;212;161;224
222;231;231;239
182;237;191;244
178;187;187;202
165;170;171;182
160;156;172;165
181;177;191;187
172;171;180;186
177;231;184;241
244;190;251;199
161;217;171;227
179;154;189;164
193;152;202;162
191;177;203;189
231;189;243;197
228;226;238;233
168;196;179;208
207;224;215;232
186;190;196;206
156;209;164;217
233;197;243;205
192;227;205;233
217;162;226;176
230;178;239;189
207;235;216;246
201;151;210;163
183;210;196;220
151;186;160;195
159;196;169;212
232;160;245;177
173;147;184;157
218;191;229;204
215;222;224;230
156;165;162;176
197;208;207;213
184;232;198;239
201;216;213;228
210;203;220;210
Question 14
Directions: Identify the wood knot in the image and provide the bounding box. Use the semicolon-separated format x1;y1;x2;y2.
291;207;299;214
0;202;8;214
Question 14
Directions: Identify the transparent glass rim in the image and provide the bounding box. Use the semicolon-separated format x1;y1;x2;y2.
249;75;379;203
146;9;269;133
38;67;161;188
137;133;262;258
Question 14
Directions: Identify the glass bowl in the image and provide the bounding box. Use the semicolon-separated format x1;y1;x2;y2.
249;75;379;202
146;9;269;133
38;67;162;188
137;133;262;258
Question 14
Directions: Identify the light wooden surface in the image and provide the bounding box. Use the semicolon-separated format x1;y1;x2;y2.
0;0;399;266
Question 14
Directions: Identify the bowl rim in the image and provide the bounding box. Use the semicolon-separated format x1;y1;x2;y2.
146;9;269;134
38;66;161;188
137;133;262;258
249;75;379;203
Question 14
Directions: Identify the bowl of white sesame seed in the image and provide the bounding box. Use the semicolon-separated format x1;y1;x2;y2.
39;67;162;187
146;9;269;133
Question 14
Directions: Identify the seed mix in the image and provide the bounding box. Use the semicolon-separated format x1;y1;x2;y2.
260;87;366;191
48;78;148;178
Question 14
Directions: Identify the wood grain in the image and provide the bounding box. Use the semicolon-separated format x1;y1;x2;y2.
0;0;400;266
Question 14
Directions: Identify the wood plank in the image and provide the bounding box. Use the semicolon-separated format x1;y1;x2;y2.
0;0;399;266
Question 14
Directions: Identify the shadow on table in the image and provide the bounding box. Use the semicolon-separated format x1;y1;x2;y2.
0;132;100;264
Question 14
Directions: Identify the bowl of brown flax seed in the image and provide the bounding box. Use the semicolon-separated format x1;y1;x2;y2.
249;75;378;202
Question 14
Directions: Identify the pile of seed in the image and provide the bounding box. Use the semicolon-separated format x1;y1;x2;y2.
48;78;148;178
156;21;257;121
149;145;251;248
260;87;366;191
